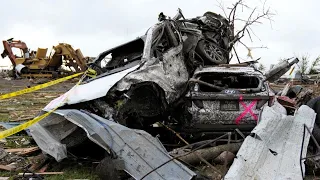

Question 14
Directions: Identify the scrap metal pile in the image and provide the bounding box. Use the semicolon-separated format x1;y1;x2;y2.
2;9;320;180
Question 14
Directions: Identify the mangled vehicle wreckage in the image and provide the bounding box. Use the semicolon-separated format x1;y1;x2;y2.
28;9;314;179
184;66;275;131
42;9;235;131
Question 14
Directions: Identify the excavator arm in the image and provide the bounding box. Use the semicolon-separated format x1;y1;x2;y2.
1;38;29;66
51;43;87;72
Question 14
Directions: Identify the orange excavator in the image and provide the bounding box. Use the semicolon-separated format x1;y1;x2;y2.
1;38;89;78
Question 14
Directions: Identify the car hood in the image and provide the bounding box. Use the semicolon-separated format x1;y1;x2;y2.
43;65;139;111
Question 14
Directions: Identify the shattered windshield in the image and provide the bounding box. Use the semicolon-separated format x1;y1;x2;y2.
97;38;144;70
193;72;264;93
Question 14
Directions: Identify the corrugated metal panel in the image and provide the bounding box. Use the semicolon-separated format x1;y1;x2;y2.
30;110;195;180
225;105;316;180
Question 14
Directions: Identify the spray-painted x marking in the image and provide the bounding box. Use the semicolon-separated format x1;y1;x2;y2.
235;96;258;124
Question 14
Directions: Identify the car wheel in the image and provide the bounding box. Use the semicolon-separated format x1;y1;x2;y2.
117;83;167;129
195;40;227;65
307;97;320;144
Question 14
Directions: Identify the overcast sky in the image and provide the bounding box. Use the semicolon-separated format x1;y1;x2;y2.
0;0;318;69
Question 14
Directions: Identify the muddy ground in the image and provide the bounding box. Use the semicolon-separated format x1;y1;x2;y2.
0;78;75;122
0;77;99;179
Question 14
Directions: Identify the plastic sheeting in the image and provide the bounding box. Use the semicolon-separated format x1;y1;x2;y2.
30;110;195;180
225;105;316;180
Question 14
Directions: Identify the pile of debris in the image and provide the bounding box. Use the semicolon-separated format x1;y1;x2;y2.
0;69;11;79
2;9;320;180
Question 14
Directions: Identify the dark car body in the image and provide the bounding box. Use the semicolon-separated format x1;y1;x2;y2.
183;66;275;132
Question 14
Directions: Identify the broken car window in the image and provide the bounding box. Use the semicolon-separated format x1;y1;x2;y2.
97;38;144;71
194;73;262;93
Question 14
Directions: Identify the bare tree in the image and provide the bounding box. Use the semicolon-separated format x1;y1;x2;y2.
309;56;320;74
297;55;320;75
258;63;266;71
298;55;309;75
229;1;274;45
217;0;275;62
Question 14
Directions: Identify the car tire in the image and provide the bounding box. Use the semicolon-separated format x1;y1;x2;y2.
195;40;228;65
307;97;320;126
117;83;167;129
307;97;320;144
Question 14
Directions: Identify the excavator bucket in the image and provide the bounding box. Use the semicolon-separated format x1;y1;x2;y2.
35;48;48;59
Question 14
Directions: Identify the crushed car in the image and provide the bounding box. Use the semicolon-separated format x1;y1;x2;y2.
184;65;275;132
42;9;235;130
27;8;312;180
29;9;236;179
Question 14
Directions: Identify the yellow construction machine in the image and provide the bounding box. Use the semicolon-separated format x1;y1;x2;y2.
1;38;89;78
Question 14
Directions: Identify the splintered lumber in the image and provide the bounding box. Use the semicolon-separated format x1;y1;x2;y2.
172;143;242;164
5;147;39;155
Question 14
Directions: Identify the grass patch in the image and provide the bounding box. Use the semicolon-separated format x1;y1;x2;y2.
0;163;99;180
0;113;9;122
44;166;99;180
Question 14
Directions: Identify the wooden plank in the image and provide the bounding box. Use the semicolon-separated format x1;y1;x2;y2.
5;147;39;155
5;147;38;153
19;147;40;156
21;74;52;78
18;172;63;176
